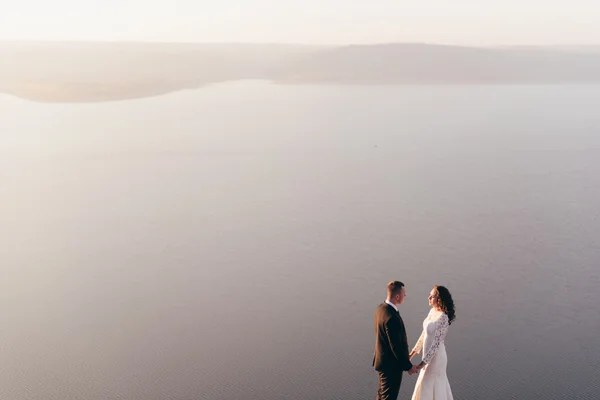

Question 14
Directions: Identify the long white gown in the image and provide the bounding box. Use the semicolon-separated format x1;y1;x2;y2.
410;309;454;400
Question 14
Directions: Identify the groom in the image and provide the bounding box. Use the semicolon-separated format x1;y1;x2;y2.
373;281;417;400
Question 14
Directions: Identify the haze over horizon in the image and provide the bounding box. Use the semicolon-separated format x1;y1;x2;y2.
2;0;600;46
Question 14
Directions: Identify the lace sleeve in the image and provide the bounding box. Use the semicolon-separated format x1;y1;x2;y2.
422;313;449;364
411;330;425;354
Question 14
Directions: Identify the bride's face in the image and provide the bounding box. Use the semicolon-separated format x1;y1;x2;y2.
428;289;439;308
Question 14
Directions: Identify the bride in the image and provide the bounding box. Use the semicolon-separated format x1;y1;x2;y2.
409;285;456;400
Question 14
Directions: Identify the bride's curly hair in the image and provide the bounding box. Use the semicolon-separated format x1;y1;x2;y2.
434;285;456;325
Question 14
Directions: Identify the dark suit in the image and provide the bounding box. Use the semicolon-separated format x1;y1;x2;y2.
373;302;413;400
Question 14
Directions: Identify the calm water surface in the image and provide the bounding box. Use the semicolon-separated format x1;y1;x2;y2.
1;82;600;399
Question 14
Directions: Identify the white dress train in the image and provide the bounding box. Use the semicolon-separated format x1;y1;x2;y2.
410;309;454;400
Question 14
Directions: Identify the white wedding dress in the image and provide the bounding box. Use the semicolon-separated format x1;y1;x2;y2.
410;309;454;400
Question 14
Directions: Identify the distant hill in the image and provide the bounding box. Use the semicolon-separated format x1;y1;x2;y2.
275;43;600;84
1;42;600;102
0;42;324;102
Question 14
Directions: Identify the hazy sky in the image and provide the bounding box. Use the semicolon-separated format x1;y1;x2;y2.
1;0;599;45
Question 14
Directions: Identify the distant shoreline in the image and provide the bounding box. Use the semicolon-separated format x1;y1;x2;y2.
3;41;600;103
4;79;600;104
0;81;210;103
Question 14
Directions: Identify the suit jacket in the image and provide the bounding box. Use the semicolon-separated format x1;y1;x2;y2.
373;303;413;373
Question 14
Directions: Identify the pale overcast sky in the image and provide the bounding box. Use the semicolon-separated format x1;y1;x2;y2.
1;0;599;45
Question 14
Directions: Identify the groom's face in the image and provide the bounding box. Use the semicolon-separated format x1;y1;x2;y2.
395;287;406;305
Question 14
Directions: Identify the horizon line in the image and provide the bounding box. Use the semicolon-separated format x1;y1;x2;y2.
1;40;600;48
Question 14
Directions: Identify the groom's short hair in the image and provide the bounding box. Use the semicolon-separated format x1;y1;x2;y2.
387;280;405;297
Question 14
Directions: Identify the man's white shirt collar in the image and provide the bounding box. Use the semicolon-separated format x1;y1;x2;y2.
385;299;398;312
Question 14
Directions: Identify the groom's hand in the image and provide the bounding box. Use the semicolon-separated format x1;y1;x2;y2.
408;365;418;375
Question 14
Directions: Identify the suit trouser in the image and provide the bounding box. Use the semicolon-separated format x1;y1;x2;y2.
376;370;402;400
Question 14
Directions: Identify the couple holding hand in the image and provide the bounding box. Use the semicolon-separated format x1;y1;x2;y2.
373;281;456;400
